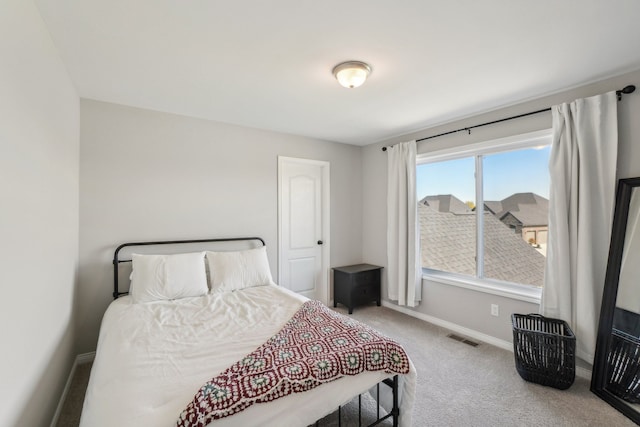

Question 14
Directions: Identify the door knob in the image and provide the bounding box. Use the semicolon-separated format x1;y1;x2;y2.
317;240;323;245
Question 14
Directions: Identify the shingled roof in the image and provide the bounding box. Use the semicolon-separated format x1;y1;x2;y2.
484;200;503;215
419;198;545;287
484;192;549;227
421;194;472;214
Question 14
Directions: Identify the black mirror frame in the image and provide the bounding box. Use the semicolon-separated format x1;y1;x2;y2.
592;177;640;424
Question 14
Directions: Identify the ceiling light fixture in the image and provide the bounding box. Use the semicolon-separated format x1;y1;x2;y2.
332;61;372;89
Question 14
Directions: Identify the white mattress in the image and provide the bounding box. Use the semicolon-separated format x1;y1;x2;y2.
80;285;416;427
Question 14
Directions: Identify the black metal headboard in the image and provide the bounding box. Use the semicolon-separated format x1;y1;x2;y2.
112;237;266;299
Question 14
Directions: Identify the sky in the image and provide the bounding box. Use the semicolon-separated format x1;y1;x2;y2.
416;145;551;203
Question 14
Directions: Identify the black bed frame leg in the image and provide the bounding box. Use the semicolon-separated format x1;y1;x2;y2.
392;375;399;427
377;382;380;420
317;374;400;427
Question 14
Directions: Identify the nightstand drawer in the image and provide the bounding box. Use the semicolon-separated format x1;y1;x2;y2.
352;269;379;287
352;282;377;303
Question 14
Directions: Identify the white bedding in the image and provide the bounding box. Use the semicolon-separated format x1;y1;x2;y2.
80;285;416;427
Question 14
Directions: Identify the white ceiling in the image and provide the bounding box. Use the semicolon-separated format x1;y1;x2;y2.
35;0;640;146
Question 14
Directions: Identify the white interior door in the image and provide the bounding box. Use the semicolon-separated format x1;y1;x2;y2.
278;157;329;304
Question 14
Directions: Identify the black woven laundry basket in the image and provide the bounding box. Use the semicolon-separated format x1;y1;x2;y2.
607;328;640;403
511;313;576;390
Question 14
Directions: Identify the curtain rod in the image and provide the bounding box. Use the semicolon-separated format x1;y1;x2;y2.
382;84;636;151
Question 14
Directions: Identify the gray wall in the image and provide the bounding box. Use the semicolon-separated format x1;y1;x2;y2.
78;100;363;353
0;1;79;426
362;68;640;344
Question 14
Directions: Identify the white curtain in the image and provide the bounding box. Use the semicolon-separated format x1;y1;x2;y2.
541;91;618;363
387;140;422;307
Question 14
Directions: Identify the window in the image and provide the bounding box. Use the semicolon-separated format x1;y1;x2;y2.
416;130;552;295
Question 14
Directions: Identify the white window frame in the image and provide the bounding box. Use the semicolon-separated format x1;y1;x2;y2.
416;129;552;303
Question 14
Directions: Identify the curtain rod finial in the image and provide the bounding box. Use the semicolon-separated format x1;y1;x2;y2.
617;85;635;101
382;146;387;152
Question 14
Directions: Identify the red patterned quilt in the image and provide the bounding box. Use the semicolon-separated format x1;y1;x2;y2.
176;300;410;427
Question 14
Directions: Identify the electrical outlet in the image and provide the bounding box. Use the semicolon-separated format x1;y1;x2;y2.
491;304;499;317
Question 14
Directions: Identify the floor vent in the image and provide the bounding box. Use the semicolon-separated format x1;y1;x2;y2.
447;334;479;347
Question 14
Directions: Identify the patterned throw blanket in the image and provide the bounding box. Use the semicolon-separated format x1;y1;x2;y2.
176;300;410;427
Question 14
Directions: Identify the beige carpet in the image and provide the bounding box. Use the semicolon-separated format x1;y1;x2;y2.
56;304;635;427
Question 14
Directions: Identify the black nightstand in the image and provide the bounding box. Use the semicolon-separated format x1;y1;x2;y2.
333;264;382;314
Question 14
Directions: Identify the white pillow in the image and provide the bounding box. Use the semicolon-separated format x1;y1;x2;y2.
130;252;208;303
206;246;275;292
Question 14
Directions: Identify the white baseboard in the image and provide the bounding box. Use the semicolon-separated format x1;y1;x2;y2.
575;366;592;380
50;361;77;427
381;301;592;380
50;352;96;427
77;351;96;365
381;300;513;351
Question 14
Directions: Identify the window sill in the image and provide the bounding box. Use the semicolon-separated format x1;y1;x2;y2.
422;269;542;304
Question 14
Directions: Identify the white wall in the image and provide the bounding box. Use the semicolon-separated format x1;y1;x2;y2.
0;1;79;426
78;100;363;353
362;69;640;344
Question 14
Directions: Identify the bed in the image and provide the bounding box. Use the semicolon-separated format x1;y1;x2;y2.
79;237;416;427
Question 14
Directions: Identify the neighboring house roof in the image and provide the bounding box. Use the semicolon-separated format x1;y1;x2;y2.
484;200;503;215
419;202;545;287
421;194;472;214
485;192;549;227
